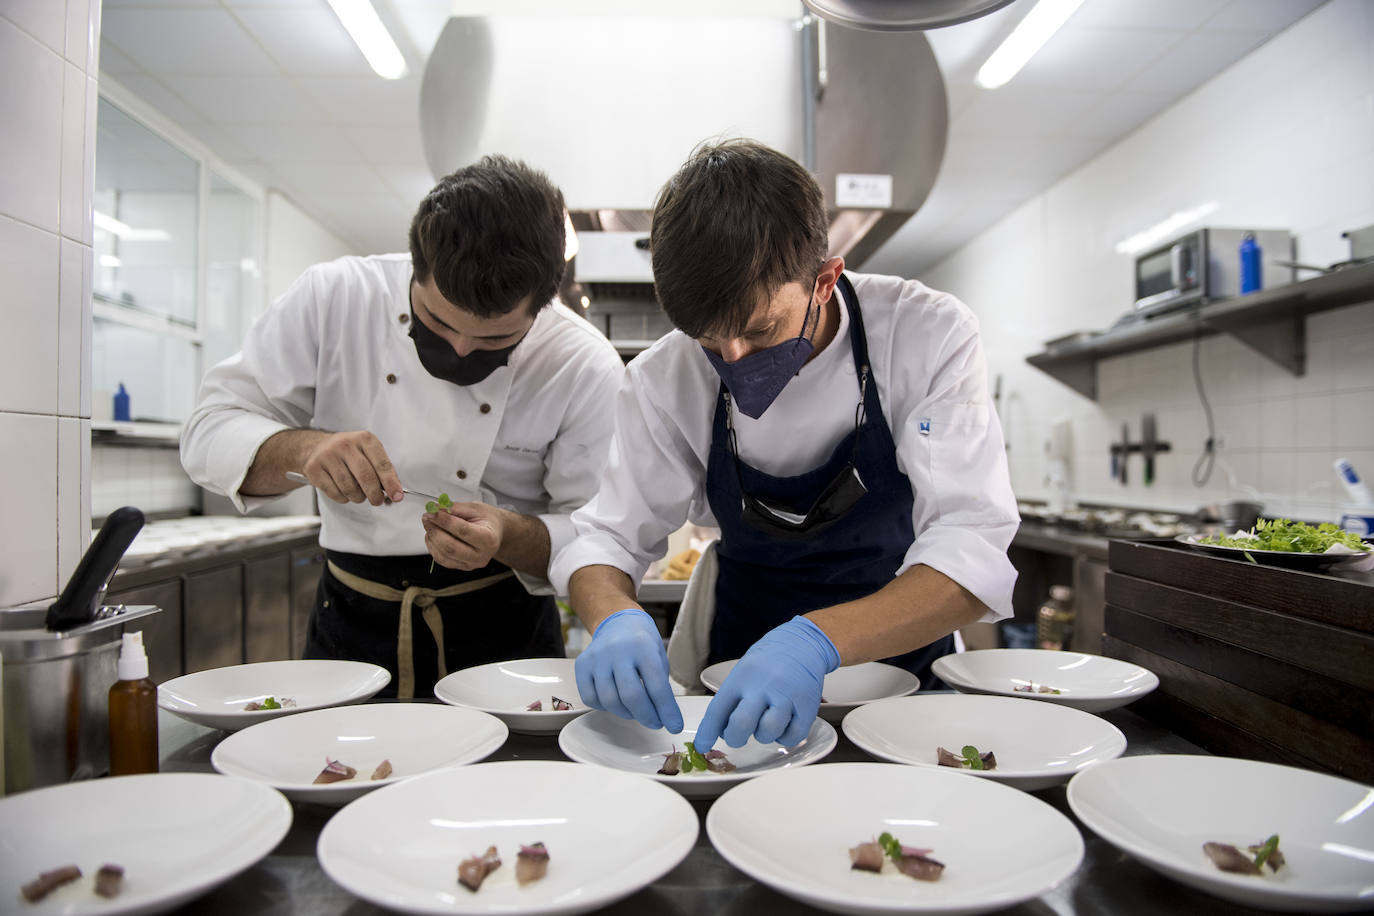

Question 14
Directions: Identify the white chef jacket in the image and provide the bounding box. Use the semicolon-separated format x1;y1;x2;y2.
549;271;1018;621
182;253;625;589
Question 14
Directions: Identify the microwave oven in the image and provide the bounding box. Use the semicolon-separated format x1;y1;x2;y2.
1134;227;1294;315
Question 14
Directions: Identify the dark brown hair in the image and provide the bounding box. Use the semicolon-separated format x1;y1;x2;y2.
650;139;829;338
409;154;566;318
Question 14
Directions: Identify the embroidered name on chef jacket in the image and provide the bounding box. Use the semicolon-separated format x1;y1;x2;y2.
919;418;931;435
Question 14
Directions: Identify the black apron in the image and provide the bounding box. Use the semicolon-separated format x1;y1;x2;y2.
704;275;954;690
304;550;563;699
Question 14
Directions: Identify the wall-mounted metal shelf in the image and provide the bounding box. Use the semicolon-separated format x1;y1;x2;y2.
1026;260;1374;400
92;420;182;448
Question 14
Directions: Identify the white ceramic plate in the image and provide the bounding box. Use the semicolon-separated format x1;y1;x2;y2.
706;762;1084;915
0;772;291;915
1068;755;1374;912
210;703;508;806
701;660;920;722
317;760;697;915
841;694;1127;791
932;649;1158;713
557;694;836;799
433;658;587;735
157;659;391;731
1175;533;1372;569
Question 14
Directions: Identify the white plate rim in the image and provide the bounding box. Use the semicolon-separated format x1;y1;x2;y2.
1066;754;1374;908
157;659;392;721
432;658;586;729
315;759;699;915
700;660;921;709
705;761;1085;914
841;694;1127;780
0;772;292;915
557;699;838;796
932;649;1160;702
208;703;508;793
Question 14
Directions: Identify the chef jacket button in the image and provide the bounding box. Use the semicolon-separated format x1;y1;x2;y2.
479;403;491;414
398;313;409;324
386;373;397;384
456;469;467;480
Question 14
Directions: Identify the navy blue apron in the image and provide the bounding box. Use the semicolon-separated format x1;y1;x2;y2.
704;274;954;690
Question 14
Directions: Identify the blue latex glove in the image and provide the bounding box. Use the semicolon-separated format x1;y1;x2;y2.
694;616;840;751
574;609;683;733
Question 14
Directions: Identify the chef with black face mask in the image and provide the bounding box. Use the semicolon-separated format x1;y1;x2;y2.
181;155;623;699
551;140;1019;752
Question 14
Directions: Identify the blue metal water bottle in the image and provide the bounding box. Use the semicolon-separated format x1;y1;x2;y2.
1239;233;1261;295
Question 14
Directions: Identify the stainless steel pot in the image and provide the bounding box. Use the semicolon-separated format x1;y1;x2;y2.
1;603;159;794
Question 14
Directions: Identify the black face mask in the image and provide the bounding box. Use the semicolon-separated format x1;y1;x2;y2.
408;304;522;387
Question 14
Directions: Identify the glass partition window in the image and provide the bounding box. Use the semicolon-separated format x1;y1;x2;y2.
204;173;262;372
94;98;199;326
91;318;200;424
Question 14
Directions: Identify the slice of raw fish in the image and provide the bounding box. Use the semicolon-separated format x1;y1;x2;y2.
551;697;574;711
936;747;963;767
516;842;550;885
703;749;736;773
313;757;357;784
458;845;502;892
1203;842;1261;874
526;699;542;711
21;865;82;902
94;864;124;898
849;842;884;872
896;853;946;881
370;759;393;780
658;750;681;775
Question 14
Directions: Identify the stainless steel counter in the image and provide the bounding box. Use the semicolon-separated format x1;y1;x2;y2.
154;701;1281;915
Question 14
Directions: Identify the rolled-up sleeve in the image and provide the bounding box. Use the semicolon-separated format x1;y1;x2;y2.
179;269;322;513
891;309;1018;621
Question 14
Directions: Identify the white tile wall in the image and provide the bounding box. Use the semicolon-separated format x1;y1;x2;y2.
91;447;199;519
0;412;58;606
0;213;61;415
0;15;64;232
0;0;99;606
922;0;1374;523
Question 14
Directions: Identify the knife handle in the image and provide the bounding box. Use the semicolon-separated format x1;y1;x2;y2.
46;505;145;631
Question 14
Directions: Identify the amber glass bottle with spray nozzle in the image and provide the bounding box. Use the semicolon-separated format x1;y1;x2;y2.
108;632;158;775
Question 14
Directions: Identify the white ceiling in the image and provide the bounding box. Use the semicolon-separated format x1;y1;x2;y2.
98;0;1326;274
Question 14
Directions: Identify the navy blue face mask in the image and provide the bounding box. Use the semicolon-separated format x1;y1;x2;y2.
701;286;821;420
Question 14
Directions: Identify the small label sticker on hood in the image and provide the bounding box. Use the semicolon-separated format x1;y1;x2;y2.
837;173;893;208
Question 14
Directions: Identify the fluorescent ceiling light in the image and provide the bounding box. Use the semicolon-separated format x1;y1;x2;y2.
1114;201;1221;255
94;210;170;241
975;0;1087;90
99;254;122;268
326;0;407;80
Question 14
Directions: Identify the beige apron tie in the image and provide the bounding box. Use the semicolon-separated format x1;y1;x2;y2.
326;560;515;699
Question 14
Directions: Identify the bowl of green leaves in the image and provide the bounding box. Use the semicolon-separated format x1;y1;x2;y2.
1176;519;1372;568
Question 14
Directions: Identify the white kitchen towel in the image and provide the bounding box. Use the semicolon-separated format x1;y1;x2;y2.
666;539;719;694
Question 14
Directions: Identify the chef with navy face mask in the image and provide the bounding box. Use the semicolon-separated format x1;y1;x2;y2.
182;155;623;699
550;139;1019;751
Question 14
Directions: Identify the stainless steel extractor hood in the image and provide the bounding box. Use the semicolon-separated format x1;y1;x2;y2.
419;11;947;345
